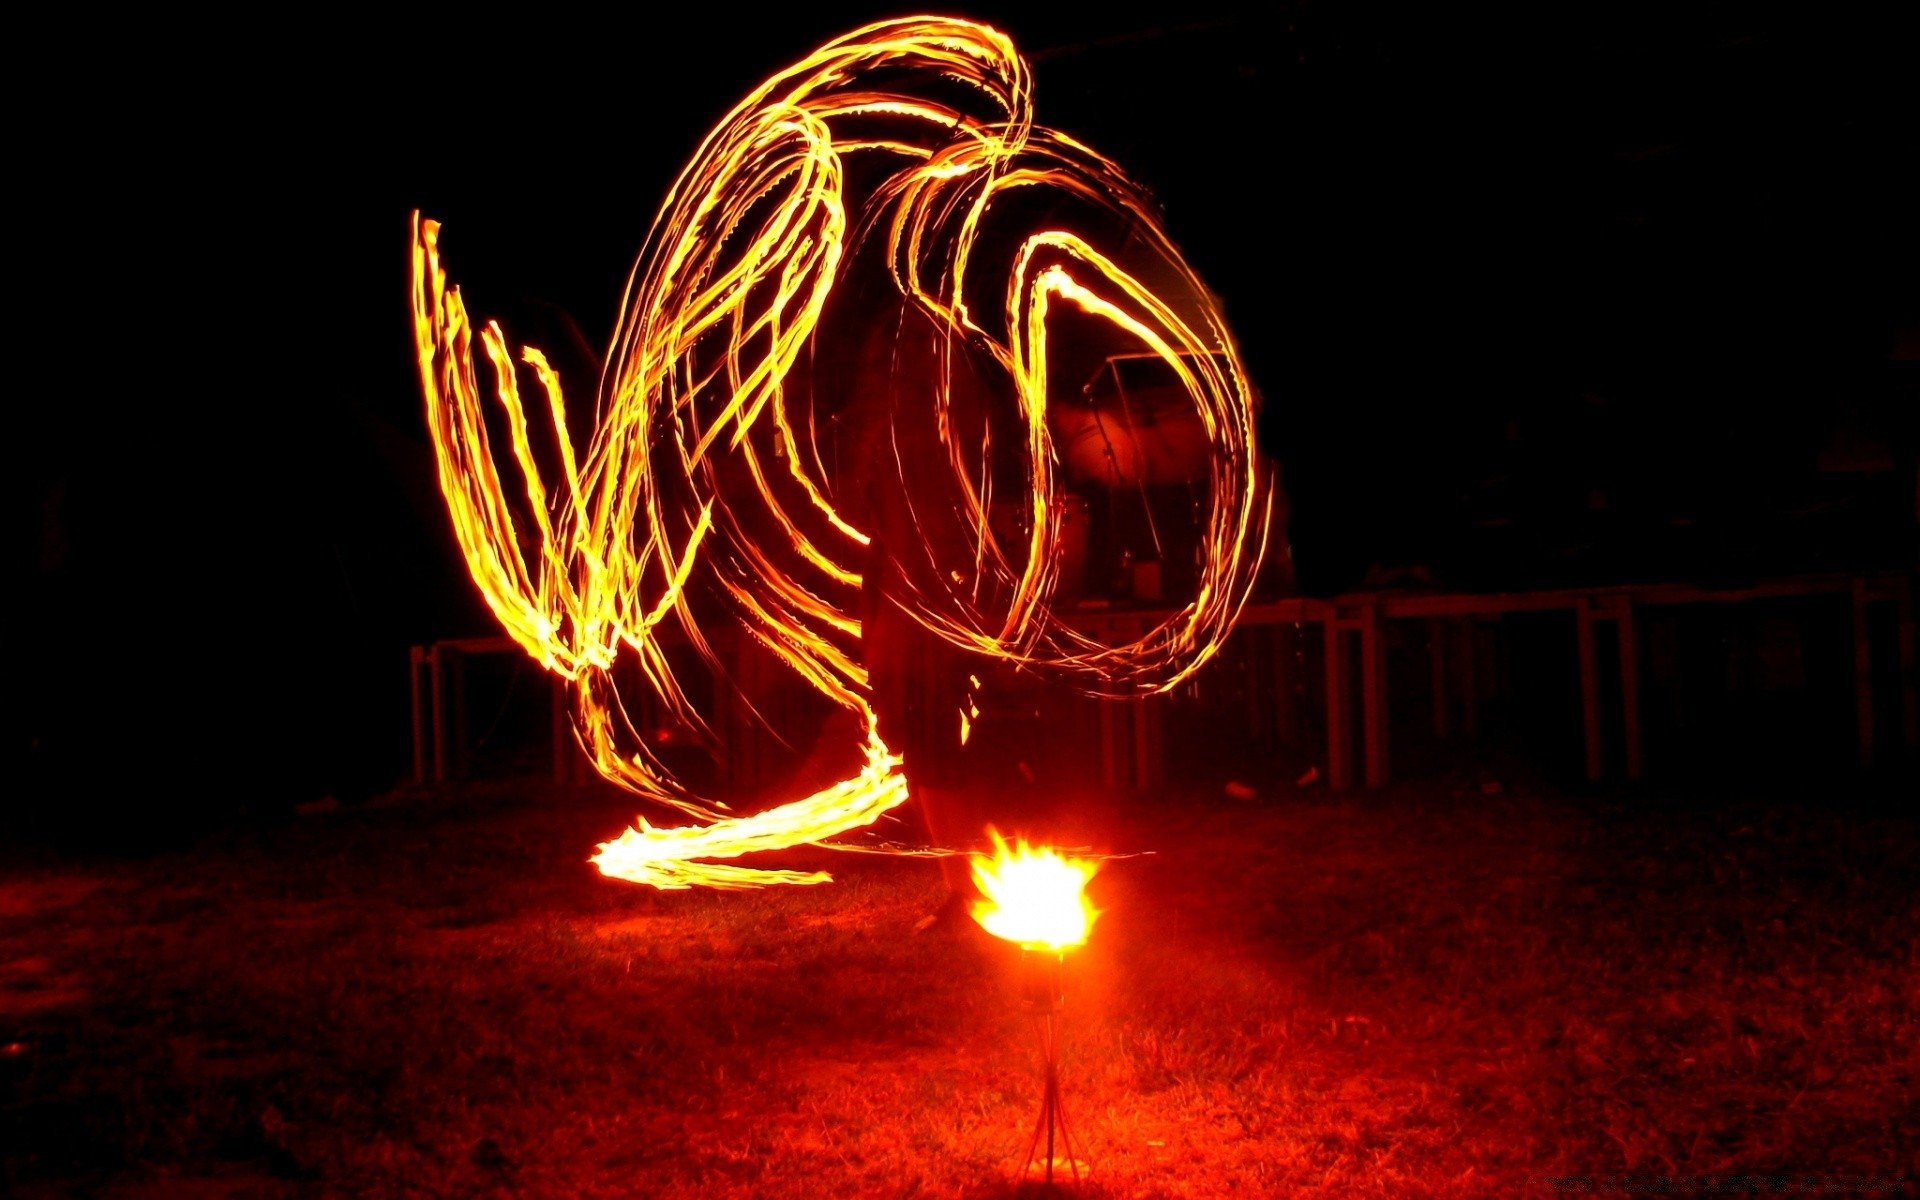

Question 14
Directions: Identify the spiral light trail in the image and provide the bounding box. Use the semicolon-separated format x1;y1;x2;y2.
409;16;1271;889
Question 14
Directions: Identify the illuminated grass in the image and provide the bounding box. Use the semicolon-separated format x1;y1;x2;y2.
2;775;1913;1197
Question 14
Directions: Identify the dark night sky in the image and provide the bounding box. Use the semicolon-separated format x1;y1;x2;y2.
19;4;1916;820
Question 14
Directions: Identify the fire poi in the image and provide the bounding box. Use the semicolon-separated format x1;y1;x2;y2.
409;16;1270;888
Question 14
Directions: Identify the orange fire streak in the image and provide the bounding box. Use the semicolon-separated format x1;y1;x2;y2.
408;17;1271;889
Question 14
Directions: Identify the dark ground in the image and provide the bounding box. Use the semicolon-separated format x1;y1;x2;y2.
3;752;1914;1199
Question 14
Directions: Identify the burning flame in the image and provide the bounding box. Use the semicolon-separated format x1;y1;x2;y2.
408;17;1270;889
968;830;1100;951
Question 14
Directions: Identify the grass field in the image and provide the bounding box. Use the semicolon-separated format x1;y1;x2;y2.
3;765;1915;1198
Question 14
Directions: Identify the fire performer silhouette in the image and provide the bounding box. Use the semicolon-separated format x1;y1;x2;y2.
832;297;1014;919
409;17;1272;889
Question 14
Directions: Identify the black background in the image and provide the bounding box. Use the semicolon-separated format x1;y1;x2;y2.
19;4;1915;829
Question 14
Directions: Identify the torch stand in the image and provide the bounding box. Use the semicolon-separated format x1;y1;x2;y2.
1018;949;1083;1193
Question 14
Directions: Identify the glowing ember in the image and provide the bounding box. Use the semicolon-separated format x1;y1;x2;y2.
408;16;1270;888
968;831;1100;951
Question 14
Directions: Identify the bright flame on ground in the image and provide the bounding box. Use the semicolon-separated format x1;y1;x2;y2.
408;17;1271;889
968;830;1100;951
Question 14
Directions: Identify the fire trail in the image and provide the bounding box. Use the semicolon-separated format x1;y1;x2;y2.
409;17;1271;889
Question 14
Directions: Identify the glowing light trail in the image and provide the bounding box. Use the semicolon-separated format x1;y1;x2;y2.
409;16;1271;888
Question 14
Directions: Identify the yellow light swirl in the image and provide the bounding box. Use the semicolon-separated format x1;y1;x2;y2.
409;16;1272;889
